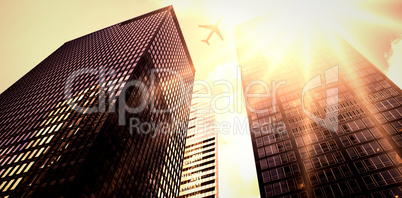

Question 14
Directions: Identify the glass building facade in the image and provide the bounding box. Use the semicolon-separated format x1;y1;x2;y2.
179;85;219;198
235;16;402;198
0;6;195;197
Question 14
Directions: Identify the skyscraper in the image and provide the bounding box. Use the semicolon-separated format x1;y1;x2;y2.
235;16;402;197
179;85;219;198
0;6;195;197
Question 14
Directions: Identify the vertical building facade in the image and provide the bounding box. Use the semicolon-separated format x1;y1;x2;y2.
179;86;219;198
235;17;402;197
0;6;195;197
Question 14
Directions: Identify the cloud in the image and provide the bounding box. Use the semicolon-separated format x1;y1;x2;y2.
386;34;402;89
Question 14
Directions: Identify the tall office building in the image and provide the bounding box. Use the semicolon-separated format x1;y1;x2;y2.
0;6;195;197
179;86;219;198
235;16;402;197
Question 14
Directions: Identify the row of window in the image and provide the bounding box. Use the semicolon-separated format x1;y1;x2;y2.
264;177;305;197
262;151;297;169
256;132;289;147
383;120;402;135
183;153;215;166
258;140;293;158
309;165;353;185
0;143;47;167
180;177;215;191
360;87;399;104
184;138;215;155
323;99;359;115
314;84;347;100
317;94;340;109
339;128;382;147
298;140;337;158
362;168;402;189
252;124;288;139
356;81;392;97
181;166;215;178
0;32;142;122
374;97;402;112
340;117;375;134
0;177;23;193
371;186;402;198
346;140;392;160
0;108;73;179
392;135;402;147
0;119;60;157
282;99;301;111
179;186;215;198
180;172;215;186
313;179;361;197
393;120;402;132
286;111;320;127
254;113;283;127
333;107;366;124
261;163;301;182
255;105;280;119
0;154;39;179
290;121;322;136
182;155;215;172
303;152;345;171
296;129;332;146
375;107;402;123
354;152;401;174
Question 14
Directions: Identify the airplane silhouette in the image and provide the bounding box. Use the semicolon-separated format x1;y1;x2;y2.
198;18;223;45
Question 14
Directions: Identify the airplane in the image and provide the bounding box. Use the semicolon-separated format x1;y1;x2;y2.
198;18;223;45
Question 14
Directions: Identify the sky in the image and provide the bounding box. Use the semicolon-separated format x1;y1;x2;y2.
0;0;402;197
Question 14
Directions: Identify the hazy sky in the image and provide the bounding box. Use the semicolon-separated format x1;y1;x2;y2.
1;0;402;197
2;0;401;94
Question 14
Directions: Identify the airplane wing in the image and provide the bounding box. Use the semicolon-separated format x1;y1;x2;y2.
214;29;224;41
198;25;214;30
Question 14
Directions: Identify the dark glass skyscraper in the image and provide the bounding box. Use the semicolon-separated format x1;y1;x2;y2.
0;6;195;197
235;16;402;197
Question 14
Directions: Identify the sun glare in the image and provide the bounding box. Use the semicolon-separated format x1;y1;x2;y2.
229;0;402;80
155;0;402;197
